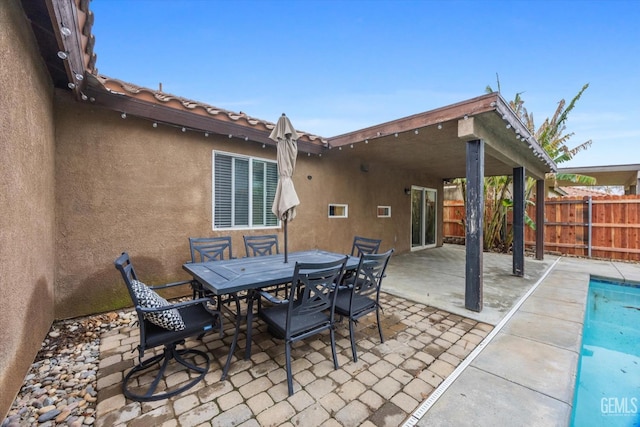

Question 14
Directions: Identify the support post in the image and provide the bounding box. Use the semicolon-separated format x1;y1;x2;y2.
535;179;545;260
465;139;484;312
513;167;525;277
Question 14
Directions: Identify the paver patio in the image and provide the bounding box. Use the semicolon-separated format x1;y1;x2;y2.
95;293;492;426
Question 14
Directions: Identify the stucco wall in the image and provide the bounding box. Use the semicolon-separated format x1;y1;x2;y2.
0;0;57;418
54;99;443;319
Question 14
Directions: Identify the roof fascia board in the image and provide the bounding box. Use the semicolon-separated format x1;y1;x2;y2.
492;94;556;169
80;86;325;155
458;116;550;180
327;93;499;147
46;0;85;98
559;164;640;174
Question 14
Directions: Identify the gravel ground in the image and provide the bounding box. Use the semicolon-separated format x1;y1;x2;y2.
2;311;135;427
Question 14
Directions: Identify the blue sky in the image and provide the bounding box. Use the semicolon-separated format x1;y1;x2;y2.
90;0;639;168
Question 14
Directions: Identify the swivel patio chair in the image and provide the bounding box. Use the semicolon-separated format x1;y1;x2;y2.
114;252;223;402
188;236;234;298
335;249;394;362
351;236;382;257
258;257;348;396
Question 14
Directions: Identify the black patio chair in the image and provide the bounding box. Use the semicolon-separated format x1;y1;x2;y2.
258;256;348;396
335;249;394;362
351;236;382;257
243;234;279;257
244;234;288;299
342;236;382;286
114;252;223;402
189;236;234;262
188;236;234;298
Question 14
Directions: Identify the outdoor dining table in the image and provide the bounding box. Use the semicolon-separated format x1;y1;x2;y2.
183;249;359;380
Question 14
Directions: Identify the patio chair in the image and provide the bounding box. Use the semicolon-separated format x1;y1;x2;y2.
335;249;394;362
351;236;382;257
244;234;288;298
258;257;348;396
114;252;223;402
342;236;382;286
188;236;234;298
243;234;279;257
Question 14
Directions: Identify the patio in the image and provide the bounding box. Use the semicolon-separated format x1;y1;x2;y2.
10;245;640;426
93;245;553;426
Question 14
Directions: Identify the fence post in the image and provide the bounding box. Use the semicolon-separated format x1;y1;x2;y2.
587;196;592;258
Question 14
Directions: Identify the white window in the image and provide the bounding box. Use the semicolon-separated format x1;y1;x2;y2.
213;151;279;229
328;204;348;218
377;206;391;217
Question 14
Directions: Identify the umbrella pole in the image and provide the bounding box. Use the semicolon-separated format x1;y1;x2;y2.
284;219;288;263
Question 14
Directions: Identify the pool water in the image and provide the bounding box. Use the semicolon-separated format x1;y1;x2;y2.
570;279;640;427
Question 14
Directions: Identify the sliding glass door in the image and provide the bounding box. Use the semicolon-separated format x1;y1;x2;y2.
411;186;437;249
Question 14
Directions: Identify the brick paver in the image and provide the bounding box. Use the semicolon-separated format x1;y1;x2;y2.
95;293;492;426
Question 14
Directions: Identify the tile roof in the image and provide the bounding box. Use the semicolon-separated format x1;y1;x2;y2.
93;75;328;146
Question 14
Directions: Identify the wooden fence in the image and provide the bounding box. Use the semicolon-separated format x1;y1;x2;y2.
444;195;640;262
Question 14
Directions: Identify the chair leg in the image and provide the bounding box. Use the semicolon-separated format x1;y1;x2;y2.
285;342;294;396
376;307;385;343
348;319;358;362
123;344;210;402
330;327;339;370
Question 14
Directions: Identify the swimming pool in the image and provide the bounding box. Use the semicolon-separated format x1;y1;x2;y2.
570;278;640;427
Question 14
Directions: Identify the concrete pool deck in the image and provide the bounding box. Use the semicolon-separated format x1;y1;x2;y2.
394;249;640;426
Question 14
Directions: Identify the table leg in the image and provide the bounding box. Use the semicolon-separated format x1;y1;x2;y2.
244;289;258;360
220;293;242;381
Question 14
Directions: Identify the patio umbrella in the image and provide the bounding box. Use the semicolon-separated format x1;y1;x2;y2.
270;113;300;263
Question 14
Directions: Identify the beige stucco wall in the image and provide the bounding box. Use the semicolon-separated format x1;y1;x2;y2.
54;98;443;319
0;0;57;417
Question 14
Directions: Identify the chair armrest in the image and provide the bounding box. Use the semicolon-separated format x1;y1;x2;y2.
258;290;289;305
136;297;216;314
148;279;193;290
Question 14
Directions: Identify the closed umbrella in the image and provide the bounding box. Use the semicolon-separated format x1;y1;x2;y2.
270;113;300;263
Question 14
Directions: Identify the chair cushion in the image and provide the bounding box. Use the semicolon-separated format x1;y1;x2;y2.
259;304;330;339
131;280;186;331
334;289;376;317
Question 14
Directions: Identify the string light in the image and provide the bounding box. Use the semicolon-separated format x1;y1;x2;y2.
152;122;158;128
120;112;126;119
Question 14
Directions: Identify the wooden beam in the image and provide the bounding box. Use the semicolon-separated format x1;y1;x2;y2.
465;139;484;312
513;167;525;276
